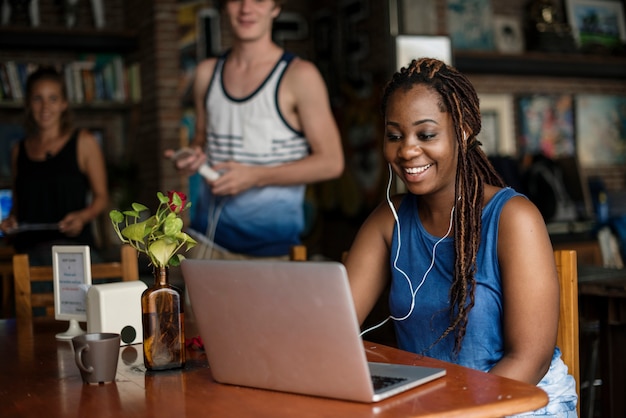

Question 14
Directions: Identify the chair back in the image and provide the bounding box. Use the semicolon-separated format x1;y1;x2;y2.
13;245;139;320
554;249;580;409
290;245;307;261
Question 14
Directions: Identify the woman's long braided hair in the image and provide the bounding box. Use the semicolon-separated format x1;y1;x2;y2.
381;58;506;355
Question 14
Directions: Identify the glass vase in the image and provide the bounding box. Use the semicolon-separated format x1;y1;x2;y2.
141;266;185;370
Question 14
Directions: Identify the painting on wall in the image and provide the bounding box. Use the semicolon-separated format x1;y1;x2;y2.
396;0;437;35
395;35;452;69
478;94;516;156
517;94;575;158
493;14;525;54
576;94;626;166
565;0;626;49
446;0;495;50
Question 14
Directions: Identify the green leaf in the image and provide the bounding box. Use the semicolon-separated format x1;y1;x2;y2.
149;238;177;267
163;215;183;236
109;210;124;223
131;202;149;212
169;254;182;267
122;210;140;218
121;220;150;241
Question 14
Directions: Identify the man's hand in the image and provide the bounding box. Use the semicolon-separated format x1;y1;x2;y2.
164;147;208;177
210;162;261;196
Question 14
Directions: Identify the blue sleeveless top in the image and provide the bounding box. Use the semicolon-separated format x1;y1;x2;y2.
389;188;577;415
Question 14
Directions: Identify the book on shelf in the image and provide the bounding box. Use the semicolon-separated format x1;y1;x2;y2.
64;65;75;103
127;62;141;103
5;61;23;101
0;64;13;100
112;55;126;102
81;66;96;103
70;60;95;104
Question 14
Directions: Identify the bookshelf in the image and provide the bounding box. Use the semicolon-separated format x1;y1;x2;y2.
454;50;626;79
0;28;137;52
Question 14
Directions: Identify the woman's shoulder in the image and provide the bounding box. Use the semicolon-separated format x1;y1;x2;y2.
75;129;104;156
496;186;547;233
367;194;407;227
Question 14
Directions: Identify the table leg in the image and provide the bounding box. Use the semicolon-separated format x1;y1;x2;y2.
604;299;626;418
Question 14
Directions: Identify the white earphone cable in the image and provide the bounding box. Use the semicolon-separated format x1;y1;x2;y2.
359;165;454;337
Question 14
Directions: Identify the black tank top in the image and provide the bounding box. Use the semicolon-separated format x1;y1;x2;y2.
13;130;94;252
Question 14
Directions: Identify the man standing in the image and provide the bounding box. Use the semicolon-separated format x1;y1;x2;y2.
168;0;343;259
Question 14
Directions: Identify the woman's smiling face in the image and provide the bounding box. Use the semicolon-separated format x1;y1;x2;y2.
383;84;458;197
28;79;68;131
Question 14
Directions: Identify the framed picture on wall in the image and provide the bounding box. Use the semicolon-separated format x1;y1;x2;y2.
516;94;575;158
478;94;516;156
395;35;452;70
395;0;437;35
446;0;495;51
576;94;626;167
493;15;525;54
565;0;626;48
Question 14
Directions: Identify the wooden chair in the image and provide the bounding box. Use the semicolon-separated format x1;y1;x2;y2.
12;245;139;321
554;249;580;415
0;245;16;318
289;245;307;261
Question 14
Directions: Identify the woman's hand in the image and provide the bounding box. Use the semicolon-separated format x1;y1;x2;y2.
58;212;86;237
0;215;17;234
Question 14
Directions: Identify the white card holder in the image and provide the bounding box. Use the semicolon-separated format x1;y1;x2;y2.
86;281;147;345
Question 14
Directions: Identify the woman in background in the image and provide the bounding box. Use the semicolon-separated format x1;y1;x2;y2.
0;66;108;264
345;58;577;416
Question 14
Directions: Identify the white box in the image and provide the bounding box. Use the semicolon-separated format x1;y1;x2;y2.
86;281;147;345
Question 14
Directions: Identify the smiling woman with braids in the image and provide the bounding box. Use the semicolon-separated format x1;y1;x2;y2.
345;58;577;416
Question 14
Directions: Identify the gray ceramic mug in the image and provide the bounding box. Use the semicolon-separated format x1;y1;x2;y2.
72;333;121;384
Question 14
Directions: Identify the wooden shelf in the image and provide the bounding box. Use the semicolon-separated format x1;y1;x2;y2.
454;51;626;79
0;101;138;110
0;27;137;52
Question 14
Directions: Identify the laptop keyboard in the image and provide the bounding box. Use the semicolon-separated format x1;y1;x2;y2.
371;375;408;390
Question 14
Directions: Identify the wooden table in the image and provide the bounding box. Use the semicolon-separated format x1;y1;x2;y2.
578;265;626;418
0;318;548;418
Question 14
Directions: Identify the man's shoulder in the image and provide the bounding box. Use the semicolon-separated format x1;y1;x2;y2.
197;56;220;73
282;55;321;82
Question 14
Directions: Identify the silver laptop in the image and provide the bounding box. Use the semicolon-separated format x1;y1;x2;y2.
181;259;446;403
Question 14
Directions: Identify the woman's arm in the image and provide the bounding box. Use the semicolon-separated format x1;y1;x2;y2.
58;129;108;237
490;195;559;385
344;198;398;325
